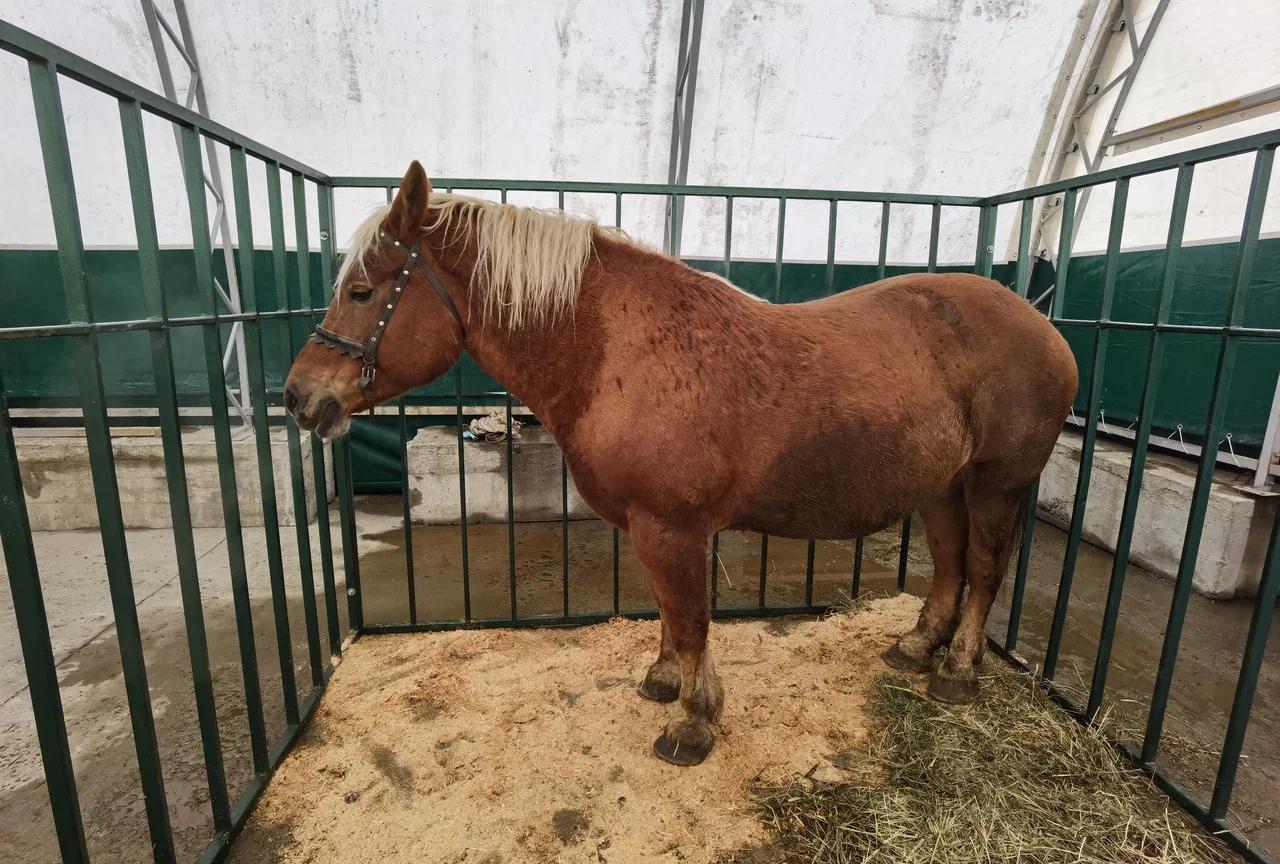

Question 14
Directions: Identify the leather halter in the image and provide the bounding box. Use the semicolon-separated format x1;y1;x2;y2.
311;230;464;391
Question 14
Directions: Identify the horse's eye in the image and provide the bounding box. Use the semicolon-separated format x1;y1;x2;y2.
350;284;373;303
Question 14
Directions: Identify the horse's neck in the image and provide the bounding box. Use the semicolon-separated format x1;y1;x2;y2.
445;228;749;436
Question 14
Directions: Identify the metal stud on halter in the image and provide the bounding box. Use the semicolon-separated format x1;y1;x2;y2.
311;230;465;392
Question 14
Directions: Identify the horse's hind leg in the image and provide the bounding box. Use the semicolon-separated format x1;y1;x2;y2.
638;619;682;703
885;479;968;672
629;512;723;766
929;469;1031;703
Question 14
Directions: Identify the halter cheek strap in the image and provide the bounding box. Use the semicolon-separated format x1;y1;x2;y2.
311;230;465;392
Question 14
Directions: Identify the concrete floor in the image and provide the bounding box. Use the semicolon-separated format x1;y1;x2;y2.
1;498;1276;863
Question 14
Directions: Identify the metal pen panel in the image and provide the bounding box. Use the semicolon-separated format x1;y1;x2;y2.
29;58;175;862
294;175;341;651
229;149;300;725
975;204;995;279
1004;479;1039;652
268;165;323;687
455;366;472;621
1043;170;1161;681
0;370;88;861
1212;493;1280;818
1143;154;1268;765
313;183;344;654
1083;176;1162;720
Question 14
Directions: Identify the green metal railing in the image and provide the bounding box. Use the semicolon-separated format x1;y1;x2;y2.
2;18;1279;864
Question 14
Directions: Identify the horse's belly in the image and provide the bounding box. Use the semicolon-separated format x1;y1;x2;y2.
726;415;966;540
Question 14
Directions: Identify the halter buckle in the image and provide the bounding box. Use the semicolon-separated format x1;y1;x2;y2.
357;360;377;391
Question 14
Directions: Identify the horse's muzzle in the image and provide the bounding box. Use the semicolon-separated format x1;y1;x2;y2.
285;380;343;437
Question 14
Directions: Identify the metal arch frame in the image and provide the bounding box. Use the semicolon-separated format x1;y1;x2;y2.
139;0;251;421
1025;0;1171;302
662;0;705;257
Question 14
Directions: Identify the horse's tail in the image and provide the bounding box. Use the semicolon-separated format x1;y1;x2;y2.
996;483;1034;585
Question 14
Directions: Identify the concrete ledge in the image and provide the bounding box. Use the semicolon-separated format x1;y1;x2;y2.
1037;429;1275;599
407;426;594;524
16;426;335;530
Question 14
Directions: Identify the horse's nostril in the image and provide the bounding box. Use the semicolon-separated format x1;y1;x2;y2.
284;383;300;414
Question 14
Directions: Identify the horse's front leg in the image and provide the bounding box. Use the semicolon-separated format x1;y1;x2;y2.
638;618;682;703
629;512;723;766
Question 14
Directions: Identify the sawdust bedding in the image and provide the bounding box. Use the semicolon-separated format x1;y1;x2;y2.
230;594;923;863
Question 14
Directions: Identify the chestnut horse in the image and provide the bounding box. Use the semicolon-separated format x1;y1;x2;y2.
286;162;1077;766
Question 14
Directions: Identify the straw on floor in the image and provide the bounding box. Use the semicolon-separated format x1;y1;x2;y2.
736;665;1236;864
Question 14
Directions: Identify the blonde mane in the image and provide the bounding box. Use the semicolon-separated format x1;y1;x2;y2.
337;194;598;329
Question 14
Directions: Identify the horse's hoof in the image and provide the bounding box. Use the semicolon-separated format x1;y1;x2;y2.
637;679;680;703
883;642;934;674
653;730;714;766
927;665;979;704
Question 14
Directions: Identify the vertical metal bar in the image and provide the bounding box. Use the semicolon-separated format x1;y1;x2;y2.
131;104;257;806
229;149;299;722
1005;479;1039;652
612;191;623;614
334;440;362;631
289;172;331;674
399;399;417;623
159;122;241;828
975;204;995;278
1085;177;1164;718
1045;174;1148;681
851;537;864;600
1015;198;1034;297
773;198;786;302
293;178;339;654
757;534;769;608
506;392;517;620
804;540;816;607
927;203;941;272
269;165;323;688
1049;189;1079;321
612;526;621;615
710;532;720;611
1211;490;1280;817
723;196;733;280
314;183;343;654
455;366;471;620
0;369;88;860
877;202;890;281
557;190;570;617
1144;157;1264;764
897;517;911;591
29;58;175;862
825;199;838;293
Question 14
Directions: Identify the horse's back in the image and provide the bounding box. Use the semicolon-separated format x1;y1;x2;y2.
720;273;1076;537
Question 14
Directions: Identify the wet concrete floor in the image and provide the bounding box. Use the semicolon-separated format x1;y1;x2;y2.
0;495;1275;862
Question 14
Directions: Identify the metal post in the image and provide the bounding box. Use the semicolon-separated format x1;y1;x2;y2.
662;0;705;256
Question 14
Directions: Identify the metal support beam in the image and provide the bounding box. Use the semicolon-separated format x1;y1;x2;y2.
139;0;251;421
1108;84;1280;155
1024;0;1170;290
663;0;705;257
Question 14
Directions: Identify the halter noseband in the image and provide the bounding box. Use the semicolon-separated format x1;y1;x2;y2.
311;230;465;391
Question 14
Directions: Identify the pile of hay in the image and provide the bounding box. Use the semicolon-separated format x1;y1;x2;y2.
739;665;1234;864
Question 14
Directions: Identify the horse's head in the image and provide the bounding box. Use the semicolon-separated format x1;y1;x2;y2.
285;161;465;438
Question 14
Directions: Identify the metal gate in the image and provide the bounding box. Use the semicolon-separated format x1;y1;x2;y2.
1;20;1277;864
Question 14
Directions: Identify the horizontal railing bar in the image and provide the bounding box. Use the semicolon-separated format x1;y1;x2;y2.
359;603;839;635
0;21;328;182
1051;318;1280;337
0;307;328;341
330;175;984;206
982;128;1280;206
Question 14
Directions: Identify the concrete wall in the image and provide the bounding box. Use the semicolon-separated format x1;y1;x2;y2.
1037;429;1275;598
16;426;335;530
407;426;593;524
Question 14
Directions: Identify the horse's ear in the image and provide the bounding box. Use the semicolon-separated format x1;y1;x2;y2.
386;160;432;238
